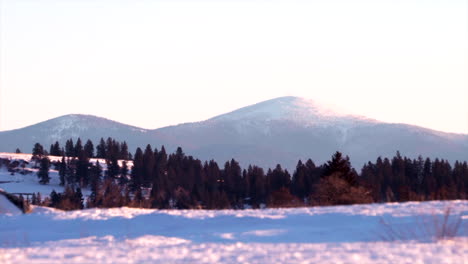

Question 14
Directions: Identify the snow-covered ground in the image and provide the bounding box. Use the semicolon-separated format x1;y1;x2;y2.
0;152;467;263
1;201;467;263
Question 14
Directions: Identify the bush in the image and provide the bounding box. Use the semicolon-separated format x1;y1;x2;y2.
311;173;373;206
268;187;303;208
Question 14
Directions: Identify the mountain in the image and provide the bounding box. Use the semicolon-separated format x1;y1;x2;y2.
1;97;467;170
0;114;153;155
151;96;468;169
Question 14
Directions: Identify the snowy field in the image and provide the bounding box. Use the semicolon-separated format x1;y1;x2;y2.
1;201;467;263
0;152;131;198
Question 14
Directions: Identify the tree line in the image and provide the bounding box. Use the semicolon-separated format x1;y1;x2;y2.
26;138;467;210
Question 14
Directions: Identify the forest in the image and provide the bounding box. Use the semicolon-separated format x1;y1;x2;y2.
5;137;467;210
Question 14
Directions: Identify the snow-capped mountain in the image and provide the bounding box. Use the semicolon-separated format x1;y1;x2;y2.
210;96;375;125
152;97;468;169
1;96;467;170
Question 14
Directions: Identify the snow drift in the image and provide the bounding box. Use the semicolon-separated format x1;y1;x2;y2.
0;192;22;215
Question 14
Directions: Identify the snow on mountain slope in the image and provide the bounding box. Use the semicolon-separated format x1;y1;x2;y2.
210;96;376;125
0;200;466;263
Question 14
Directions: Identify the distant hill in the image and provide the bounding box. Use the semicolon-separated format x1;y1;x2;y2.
1;96;467;170
0;114;153;156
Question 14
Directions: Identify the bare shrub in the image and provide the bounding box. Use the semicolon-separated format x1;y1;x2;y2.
379;206;465;242
310;174;373;206
268;187;303;208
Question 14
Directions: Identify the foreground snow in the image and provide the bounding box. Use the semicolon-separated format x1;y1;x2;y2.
2;236;466;264
1;200;467;263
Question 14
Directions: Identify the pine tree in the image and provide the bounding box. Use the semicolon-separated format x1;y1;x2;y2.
75;138;83;157
106;137;117;160
292;160;307;199
88;161;103;207
76;151;90;187
131;147;144;191
106;156;120;179
65;139;75;157
323;151;357;186
248;165;266;207
84;139;94;158
267;164;291;193
37;156;51;184
66;157;77;185
142;144;155;187
223;159;242;206
32;143;45;163
59;155;67;186
96;138;106;159
120;141;129;160
119;161;129;185
74;188;84;209
49;141;61;156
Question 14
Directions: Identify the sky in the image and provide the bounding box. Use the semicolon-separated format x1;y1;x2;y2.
0;0;467;134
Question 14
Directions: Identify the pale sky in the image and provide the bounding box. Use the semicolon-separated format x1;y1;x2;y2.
0;0;467;134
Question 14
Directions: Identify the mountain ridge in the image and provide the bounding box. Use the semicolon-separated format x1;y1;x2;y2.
0;96;467;169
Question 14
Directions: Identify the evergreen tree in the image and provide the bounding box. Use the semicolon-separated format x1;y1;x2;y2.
223;159;243;207
106;137;118;160
292;160;307;199
88;161;103;207
106;156;120;179
248;165;266;207
323;151;357;186
75;138;83;157
120;161;129;185
65;157;77;186
32;143;45;160
96;138;106;159
74;188;84;209
120;141;129;160
142;145;155;187
76;151;90;187
84;139;94;158
131;147;144;191
37;156;51;184
49;141;62;156
65;139;75;157
59;155;67;186
267;164;291;193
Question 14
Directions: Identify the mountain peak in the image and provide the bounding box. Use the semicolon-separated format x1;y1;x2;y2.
210;96;370;125
40;114;142;129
